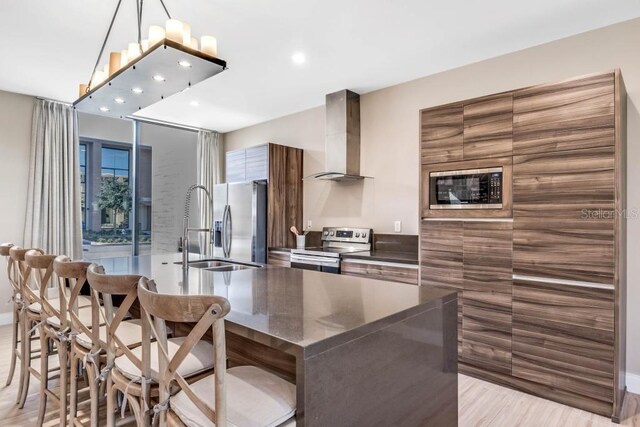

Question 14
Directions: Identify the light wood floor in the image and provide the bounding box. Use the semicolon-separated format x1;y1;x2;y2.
0;324;638;426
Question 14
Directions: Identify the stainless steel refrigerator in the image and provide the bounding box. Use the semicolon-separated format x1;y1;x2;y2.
213;180;267;263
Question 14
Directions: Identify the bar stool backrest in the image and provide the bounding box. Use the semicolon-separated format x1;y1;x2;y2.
10;247;42;307
0;243;17;295
53;256;95;345
24;251;59;321
86;264;142;367
137;277;231;427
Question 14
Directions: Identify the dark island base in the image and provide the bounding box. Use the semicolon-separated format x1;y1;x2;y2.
298;298;458;427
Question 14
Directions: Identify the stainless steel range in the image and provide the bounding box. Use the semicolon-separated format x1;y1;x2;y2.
290;227;372;274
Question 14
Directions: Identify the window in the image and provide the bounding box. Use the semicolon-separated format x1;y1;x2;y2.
100;147;130;229
79;144;87;229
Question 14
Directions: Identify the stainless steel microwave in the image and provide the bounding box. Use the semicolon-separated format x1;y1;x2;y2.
429;167;503;209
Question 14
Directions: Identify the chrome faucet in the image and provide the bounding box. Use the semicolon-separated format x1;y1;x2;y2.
182;184;214;270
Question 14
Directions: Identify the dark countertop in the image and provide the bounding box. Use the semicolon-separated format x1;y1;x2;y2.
341;250;419;265
88;253;453;357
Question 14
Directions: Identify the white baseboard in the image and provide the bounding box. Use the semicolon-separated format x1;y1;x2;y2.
627;372;640;395
0;311;13;326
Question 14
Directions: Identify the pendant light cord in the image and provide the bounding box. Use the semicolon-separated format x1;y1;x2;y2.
159;0;172;19
86;0;123;87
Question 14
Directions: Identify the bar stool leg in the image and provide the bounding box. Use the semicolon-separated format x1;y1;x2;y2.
36;332;49;426
18;316;34;408
69;350;79;426
85;361;100;427
6;304;19;386
58;341;68;427
16;312;28;405
106;374;115;427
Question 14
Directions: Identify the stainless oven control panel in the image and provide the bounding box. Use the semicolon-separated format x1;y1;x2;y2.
321;227;372;244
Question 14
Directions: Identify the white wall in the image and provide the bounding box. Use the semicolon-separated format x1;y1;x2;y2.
0;90;33;317
225;18;640;376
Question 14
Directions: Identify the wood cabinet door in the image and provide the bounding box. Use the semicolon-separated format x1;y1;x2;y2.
225;149;246;183
420;104;464;165
463;94;513;160
461;222;513;374
267;250;291;267
420;220;463;289
513;146;615;283
512;279;614;414
513;72;615;156
340;260;418;285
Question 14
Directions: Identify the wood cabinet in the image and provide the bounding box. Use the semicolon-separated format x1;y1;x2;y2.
419;71;626;420
513;146;615;283
512;278;615;415
340;259;418;285
513;72;615;155
225;143;303;250
267;250;291;268
421;94;513;165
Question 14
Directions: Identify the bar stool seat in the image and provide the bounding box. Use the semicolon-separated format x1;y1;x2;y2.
75;319;144;349
114;336;214;380
26;295;91;315
170;365;296;427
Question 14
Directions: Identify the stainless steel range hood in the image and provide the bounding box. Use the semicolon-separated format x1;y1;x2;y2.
307;89;370;181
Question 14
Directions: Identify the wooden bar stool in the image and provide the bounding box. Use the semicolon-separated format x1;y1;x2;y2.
0;242;21;388
54;256;103;427
137;278;297;427
24;250;68;427
9;245;44;408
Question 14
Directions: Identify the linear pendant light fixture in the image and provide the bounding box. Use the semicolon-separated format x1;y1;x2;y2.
74;0;226;119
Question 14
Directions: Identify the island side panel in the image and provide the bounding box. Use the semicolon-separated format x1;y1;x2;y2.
298;298;458;427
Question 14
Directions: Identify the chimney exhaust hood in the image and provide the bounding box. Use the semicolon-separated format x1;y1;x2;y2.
307;89;370;181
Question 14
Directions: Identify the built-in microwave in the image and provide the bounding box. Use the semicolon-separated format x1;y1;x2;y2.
429;167;503;209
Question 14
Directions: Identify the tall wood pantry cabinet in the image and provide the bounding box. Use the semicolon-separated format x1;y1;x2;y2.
419;70;627;421
225;143;303;250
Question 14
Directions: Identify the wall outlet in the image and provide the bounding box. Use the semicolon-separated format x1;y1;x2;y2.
394;221;402;233
307;220;312;229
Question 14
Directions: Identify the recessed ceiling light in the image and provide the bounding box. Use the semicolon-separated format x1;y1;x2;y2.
99;106;110;112
291;52;306;65
178;60;192;68
114;97;125;104
132;87;143;94
152;74;165;82
189;100;200;107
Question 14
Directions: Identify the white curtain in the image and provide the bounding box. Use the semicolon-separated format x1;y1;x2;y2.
196;130;223;254
23;99;82;259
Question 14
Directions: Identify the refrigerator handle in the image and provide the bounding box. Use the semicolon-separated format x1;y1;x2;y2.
223;204;232;258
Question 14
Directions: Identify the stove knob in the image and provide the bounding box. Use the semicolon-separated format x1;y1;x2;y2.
329;231;334;236
362;232;367;238
323;231;329;236
355;232;360;238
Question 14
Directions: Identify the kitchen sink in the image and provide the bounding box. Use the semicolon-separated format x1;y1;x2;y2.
187;260;233;269
174;259;262;271
205;265;254;272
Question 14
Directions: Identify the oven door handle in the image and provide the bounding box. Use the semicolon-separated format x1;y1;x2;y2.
291;255;340;266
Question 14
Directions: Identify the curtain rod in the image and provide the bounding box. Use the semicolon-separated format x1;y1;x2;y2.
36;96;72;106
127;115;217;133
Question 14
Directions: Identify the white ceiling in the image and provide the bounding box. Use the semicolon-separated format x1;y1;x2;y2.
0;0;638;132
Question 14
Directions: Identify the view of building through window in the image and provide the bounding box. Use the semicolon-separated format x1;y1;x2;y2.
80;139;152;257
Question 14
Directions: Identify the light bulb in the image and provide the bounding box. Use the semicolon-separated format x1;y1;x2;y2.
114;97;125;104
99;106;110;112
178;60;191;68
201;36;217;57
132;87;143;94
152;74;165;82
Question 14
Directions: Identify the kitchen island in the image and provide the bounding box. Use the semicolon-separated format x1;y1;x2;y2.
92;253;458;426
